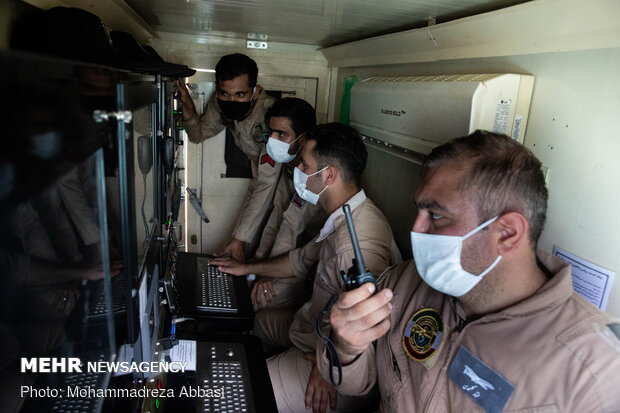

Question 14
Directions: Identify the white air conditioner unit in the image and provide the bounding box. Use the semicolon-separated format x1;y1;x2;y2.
350;74;534;154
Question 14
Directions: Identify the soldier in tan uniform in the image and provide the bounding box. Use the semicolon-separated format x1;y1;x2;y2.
319;131;620;412
212;123;401;412
175;53;277;261
249;98;327;338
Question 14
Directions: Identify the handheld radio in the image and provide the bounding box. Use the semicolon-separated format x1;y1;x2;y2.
341;204;377;292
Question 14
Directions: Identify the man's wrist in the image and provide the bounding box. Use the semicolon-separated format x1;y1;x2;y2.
243;262;259;275
337;351;361;366
230;236;247;246
332;335;363;366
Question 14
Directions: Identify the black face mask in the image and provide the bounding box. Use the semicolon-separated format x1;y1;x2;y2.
217;99;253;121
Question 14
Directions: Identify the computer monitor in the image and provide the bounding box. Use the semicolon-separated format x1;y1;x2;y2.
0;51;121;413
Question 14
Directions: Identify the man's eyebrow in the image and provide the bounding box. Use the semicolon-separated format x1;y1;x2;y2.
415;200;450;213
271;128;285;135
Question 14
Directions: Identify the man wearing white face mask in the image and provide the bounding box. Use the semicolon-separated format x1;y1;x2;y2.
250;98;328;352
255;97;326;268
317;130;620;412
176;53;277;261
212;123;401;413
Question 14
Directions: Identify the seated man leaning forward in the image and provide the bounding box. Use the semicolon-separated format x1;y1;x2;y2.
251;98;326;308
250;98;328;354
212;123;401;412
319;130;620;412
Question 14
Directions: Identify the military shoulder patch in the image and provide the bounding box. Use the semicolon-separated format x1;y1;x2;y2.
292;194;305;208
252;123;270;143
260;153;275;167
402;308;445;363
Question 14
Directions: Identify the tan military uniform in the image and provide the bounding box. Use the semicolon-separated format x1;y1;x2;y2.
267;191;403;412
255;164;326;261
231;143;282;244
253;164;327;308
182;90;279;245
318;252;620;412
252;165;327;354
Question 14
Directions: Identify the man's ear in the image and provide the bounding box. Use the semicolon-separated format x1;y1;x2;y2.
323;165;338;186
494;212;528;256
253;84;263;97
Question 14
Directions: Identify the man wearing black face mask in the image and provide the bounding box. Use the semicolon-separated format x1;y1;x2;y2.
176;53;277;261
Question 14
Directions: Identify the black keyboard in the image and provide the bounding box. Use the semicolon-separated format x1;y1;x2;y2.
174;252;254;331
196;257;238;313
87;273;127;319
162;335;276;413
50;355;106;412
198;342;254;413
21;353;109;413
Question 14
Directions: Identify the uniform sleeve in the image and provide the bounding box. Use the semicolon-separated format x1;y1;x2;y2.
292;201;398;351
253;170;290;260
253;207;279;261
316;341;377;396
182;92;225;144
288;235;321;278
289;232;366;353
232;146;283;243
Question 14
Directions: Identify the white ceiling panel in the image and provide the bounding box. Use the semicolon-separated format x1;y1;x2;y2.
123;0;530;47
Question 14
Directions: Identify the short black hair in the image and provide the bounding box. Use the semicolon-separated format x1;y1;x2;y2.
423;130;548;247
306;123;367;187
265;98;316;137
215;53;258;88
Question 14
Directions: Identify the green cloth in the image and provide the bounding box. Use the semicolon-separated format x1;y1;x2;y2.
339;75;358;125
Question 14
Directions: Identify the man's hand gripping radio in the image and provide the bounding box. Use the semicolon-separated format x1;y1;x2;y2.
341;204;378;292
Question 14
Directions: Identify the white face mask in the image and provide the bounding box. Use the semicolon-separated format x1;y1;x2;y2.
293;166;328;205
410;216;501;297
266;136;300;163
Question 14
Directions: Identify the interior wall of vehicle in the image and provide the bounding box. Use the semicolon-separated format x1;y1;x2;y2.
322;0;620;317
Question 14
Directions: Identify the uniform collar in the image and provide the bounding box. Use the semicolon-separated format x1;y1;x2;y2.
465;251;574;322
316;190;367;242
503;251;574;314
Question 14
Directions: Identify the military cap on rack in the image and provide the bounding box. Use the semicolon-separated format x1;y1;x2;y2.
10;6;195;78
109;31;196;78
11;7;119;66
